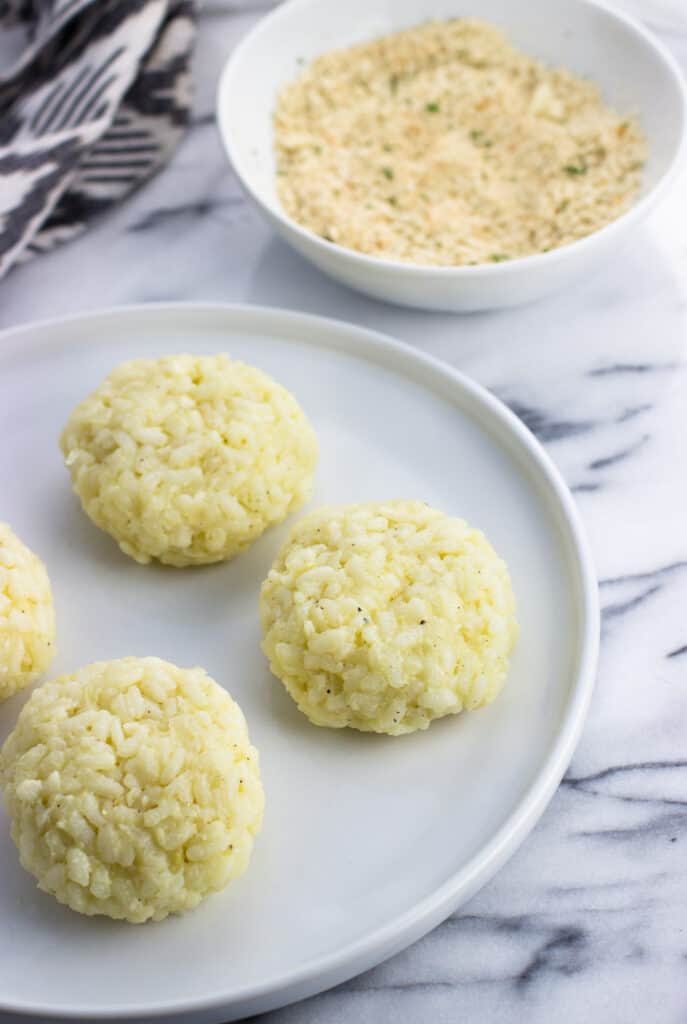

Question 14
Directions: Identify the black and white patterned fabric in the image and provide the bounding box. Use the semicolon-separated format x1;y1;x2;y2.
0;0;196;276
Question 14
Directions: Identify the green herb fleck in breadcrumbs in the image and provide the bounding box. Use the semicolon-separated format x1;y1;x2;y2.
564;160;587;175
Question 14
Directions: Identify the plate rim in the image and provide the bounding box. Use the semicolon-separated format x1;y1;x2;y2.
0;302;600;1021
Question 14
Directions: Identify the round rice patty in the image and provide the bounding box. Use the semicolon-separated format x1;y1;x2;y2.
60;354;318;566
0;523;56;702
260;501;517;735
0;657;264;922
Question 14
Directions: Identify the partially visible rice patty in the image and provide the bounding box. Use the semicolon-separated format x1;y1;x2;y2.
0;523;56;701
0;657;264;922
60;354;319;566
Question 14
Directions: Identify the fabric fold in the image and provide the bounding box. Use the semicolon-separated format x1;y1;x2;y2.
0;0;196;276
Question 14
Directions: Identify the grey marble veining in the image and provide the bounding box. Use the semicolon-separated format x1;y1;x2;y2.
1;2;687;1022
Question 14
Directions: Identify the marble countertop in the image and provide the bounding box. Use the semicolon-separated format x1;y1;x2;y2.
2;3;687;1022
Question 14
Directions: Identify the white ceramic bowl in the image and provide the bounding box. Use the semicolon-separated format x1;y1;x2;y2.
217;0;686;312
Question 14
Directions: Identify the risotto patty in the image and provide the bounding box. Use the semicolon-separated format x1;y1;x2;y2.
0;523;56;701
0;657;264;922
60;354;318;566
260;500;517;735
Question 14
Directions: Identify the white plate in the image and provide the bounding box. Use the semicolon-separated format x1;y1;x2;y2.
0;305;598;1022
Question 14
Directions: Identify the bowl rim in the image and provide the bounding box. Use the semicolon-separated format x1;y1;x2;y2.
217;0;687;279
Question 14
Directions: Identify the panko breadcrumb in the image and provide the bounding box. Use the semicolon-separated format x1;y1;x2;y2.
274;18;645;266
0;657;264;923
260;501;517;735
0;523;56;701
60;354;318;566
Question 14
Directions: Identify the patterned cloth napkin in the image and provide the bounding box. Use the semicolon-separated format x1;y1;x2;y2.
0;0;196;277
